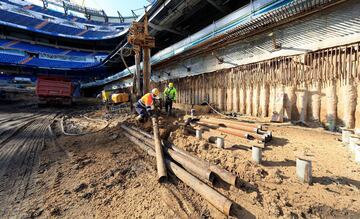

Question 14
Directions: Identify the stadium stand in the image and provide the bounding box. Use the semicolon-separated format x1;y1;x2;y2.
0;5;124;39
26;57;98;69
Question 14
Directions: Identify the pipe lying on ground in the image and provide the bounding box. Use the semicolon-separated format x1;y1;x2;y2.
195;121;267;142
121;125;215;184
200;118;260;134
149;117;168;181
166;159;234;216
124;125;239;186
168;143;238;186
123;128;234;216
206;117;263;129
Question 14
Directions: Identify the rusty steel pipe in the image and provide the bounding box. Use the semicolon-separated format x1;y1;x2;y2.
122;125;215;184
166;159;234;216
195;121;267;142
123;132;156;157
151;117;168;182
168;143;238;186
123;128;234;216
200;118;260;134
124;125;238;186
164;147;215;183
130;126;153;138
205;117;263;129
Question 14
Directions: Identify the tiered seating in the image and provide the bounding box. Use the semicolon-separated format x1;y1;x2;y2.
29;5;65;18
40;22;83;35
0;52;25;64
10;41;65;54
27;58;98;69
0;9;43;28
66;50;93;56
82;30;118;38
0;8;121;39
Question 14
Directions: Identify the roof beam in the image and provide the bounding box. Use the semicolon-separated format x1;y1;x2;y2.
206;0;230;14
149;23;185;36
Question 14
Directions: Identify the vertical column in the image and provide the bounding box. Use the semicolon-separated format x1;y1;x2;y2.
246;83;253;115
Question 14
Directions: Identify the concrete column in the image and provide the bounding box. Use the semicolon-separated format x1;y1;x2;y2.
296;158;312;184
341;128;353;145
216;137;224;149
196;129;202;139
252;146;262;164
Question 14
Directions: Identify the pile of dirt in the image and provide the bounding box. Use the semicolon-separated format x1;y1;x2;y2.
168;122;360;218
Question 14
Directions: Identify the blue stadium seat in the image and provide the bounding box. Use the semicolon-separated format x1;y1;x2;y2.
0;52;26;64
27;58;99;69
0;9;43;28
0;39;10;46
40;22;83;35
66;50;93;56
10;42;65;54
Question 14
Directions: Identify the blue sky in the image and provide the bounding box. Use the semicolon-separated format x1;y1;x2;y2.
83;0;151;16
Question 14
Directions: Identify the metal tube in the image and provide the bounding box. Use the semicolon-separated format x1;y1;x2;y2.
123;129;234;216
200;118;260;134
205;117;263;129
195;121;266;142
166;159;233;216
151;117;167;182
168;143;238;186
122;125;215;184
164;147;215;183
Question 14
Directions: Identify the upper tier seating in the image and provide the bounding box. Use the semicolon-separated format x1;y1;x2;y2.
10;41;65;54
27;58;98;69
0;39;108;57
0;52;26;64
0;7;122;39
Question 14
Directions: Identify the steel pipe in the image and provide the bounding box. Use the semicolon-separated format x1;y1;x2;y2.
200;118;260;134
166;159;233;216
153;117;167;182
195;121;267;142
122;125;215;184
123;128;234;216
205;117;263;129
168;143;238;186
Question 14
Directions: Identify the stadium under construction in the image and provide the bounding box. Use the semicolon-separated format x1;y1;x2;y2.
0;0;360;218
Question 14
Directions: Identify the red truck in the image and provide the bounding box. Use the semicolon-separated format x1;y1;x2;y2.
36;77;73;106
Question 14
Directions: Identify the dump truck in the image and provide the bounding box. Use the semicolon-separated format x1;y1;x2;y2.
36;77;73;106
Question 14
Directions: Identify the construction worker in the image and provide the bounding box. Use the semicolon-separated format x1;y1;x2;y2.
135;88;160;122
164;82;177;116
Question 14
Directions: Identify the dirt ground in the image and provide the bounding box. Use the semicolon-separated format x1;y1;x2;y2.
0;102;359;218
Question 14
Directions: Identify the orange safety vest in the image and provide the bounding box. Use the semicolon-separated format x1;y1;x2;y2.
139;93;154;107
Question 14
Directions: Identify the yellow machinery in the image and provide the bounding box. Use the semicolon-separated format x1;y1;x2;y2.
111;93;129;104
101;90;112;103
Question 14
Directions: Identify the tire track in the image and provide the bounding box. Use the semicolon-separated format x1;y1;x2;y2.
0;112;56;218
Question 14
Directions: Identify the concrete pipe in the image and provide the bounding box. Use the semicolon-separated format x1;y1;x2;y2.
252;146;262;164
296;158;312;184
216;137;224;149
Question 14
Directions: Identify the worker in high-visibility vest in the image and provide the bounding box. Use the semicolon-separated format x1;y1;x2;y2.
135;88;160;122
164;82;177;116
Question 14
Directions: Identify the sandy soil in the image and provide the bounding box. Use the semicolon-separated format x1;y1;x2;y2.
1;102;359;218
169;116;360;218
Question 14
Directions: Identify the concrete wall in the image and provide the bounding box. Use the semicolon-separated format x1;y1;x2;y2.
159;43;360;130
